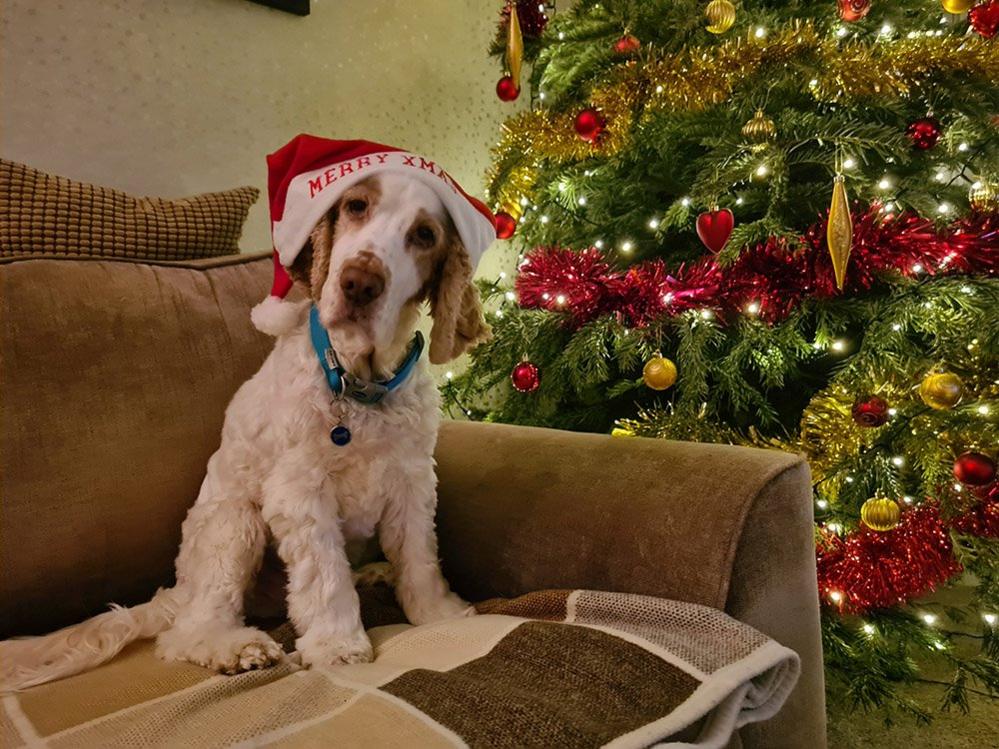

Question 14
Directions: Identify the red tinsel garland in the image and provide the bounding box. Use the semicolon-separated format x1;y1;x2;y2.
949;483;999;538
816;504;963;614
515;207;999;328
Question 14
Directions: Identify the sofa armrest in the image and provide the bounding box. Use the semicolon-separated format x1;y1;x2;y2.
434;420;825;749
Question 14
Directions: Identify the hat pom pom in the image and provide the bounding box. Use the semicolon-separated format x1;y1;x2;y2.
251;295;303;337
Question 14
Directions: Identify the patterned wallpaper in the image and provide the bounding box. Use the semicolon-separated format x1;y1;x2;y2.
0;0;520;280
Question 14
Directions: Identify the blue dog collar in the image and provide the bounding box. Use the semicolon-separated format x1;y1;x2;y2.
308;305;423;406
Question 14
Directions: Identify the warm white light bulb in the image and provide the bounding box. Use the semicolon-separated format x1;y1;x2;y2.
862;623;875;635
829;590;843;603
887;408;898;416
937;202;951;214
555;294;567;305
577;196;587;206
655;84;664;94
912;263;924;273
594;239;604;249
816;499;828;510
681;197;691;207
985;613;997;626
648;217;659;229
892;456;905;467
445;371;454;380
540;215;550;224
891;323;902;331
746;301;760;315
836;26;848;38
843;157;856;169
755;164;769;177
620;240;633;253
878;178;891;190
922;613;938;625
700;309;714;320
520;196;530;206
831;340;846;352
735;196;744;205
879;23;893;36
754;26;766;38
505;291;516;301
558;31;565;40
958;142;969;152
978;405;991;415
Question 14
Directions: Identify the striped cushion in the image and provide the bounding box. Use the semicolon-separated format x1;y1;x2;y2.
0;159;258;261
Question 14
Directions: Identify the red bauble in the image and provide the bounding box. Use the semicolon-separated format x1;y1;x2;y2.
511;361;541;393
851;395;889;427
907;117;942;150
495;211;517;239
970;0;999;38
574;108;606;144
613;34;641;54
695;208;735;254
496;75;520;102
837;0;872;21
954;451;997;486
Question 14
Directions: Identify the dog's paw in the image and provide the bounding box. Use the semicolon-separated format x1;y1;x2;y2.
296;628;373;668
156;625;284;675
405;592;476;626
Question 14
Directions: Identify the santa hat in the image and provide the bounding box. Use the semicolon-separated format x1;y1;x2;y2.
251;134;497;335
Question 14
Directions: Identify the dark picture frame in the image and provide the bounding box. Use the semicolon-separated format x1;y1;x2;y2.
248;0;310;16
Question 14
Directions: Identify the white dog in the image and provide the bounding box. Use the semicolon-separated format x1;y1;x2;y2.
1;168;491;689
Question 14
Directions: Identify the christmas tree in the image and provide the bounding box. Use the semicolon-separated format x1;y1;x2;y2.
445;0;999;724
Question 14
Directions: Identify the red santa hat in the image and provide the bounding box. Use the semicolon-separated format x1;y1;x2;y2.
251;134;497;335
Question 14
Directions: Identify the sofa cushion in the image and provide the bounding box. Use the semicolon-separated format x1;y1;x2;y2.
0;159;258;260
0;253;274;637
0;589;798;749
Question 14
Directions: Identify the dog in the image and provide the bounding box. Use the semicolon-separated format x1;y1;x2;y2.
0;170;491;689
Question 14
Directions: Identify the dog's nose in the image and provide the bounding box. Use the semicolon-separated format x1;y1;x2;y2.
340;262;385;307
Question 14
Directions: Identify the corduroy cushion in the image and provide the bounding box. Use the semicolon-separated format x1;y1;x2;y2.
0;159;259;260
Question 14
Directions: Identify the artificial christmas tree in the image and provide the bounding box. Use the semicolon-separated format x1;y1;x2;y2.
449;0;999;724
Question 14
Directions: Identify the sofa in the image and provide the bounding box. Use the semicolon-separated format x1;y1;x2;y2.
0;250;826;748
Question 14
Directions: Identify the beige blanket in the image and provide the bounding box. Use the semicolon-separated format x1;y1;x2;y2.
1;589;799;748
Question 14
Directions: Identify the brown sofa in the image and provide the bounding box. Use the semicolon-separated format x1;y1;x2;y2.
0;251;826;748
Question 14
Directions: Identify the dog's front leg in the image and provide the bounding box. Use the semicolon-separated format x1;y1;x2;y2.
263;464;372;667
379;464;474;626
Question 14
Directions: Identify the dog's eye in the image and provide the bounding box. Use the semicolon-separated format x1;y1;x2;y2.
345;198;367;216
413;225;436;247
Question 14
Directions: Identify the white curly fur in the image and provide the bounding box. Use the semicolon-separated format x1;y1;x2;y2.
0;174;487;691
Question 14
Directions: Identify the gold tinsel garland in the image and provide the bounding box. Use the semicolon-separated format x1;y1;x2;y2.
487;24;998;213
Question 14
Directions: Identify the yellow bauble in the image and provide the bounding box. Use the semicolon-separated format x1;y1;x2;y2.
969;181;998;212
919;372;964;410
861;497;901;531
643;355;678;390
705;0;736;34
611;427;635;437
941;0;975;12
741;109;776;143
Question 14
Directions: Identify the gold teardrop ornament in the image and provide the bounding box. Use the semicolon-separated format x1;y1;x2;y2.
827;174;853;291
507;1;524;90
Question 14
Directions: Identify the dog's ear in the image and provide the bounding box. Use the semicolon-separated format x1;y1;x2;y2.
288;208;336;301
428;235;491;365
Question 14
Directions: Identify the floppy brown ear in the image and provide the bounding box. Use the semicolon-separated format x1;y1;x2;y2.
428;240;491;365
288;209;335;301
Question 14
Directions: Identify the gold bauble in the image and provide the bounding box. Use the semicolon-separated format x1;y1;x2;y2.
861;497;901;531
941;0;975;13
919;372;964;410
643;355;678;391
741;109;777;143
969;181;998;212
611;427;635;437
827;174;853;291
705;0;736;34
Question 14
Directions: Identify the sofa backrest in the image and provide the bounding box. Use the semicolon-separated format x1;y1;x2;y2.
0;252;274;637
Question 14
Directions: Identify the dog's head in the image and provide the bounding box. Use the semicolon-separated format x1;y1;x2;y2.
288;173;490;375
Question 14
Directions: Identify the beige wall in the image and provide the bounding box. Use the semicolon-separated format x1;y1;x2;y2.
0;0;518;282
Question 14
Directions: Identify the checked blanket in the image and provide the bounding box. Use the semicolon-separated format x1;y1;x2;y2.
1;589;799;748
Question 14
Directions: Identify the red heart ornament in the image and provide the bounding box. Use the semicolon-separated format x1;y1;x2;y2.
695;208;735;254
970;0;999;38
